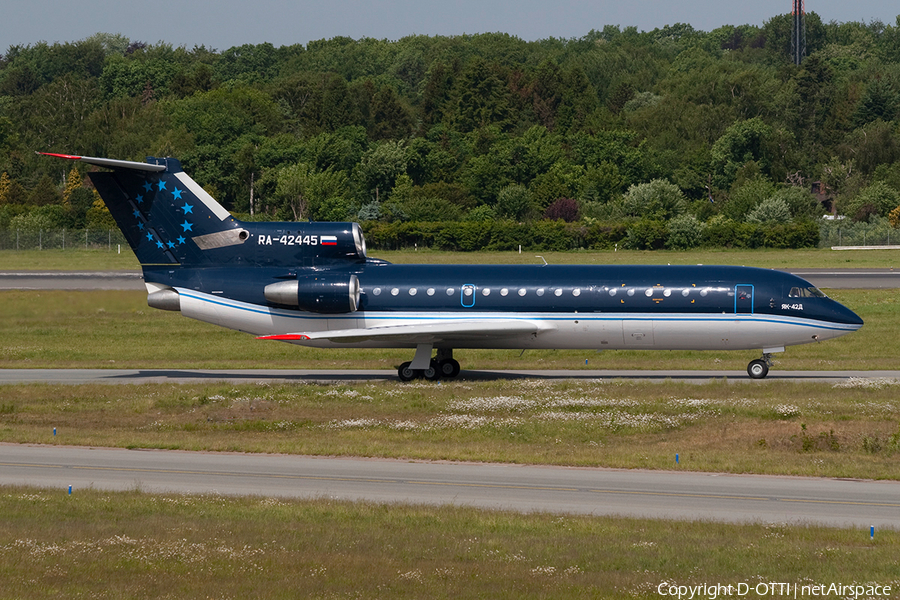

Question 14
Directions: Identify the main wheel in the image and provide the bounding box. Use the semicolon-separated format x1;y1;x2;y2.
747;359;769;379
398;361;417;381
422;365;440;381
438;358;461;378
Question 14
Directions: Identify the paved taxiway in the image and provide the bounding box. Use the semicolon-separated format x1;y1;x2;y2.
0;270;144;290
2;368;900;384
1;444;897;529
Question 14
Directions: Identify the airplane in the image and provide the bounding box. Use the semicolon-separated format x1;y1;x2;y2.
41;152;864;380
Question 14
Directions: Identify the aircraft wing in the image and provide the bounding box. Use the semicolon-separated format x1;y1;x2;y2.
258;320;555;344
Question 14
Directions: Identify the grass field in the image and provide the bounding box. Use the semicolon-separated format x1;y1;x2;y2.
1;487;897;600
3;245;900;270
2;379;900;479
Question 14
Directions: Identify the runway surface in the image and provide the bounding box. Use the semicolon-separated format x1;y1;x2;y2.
784;268;900;289
1;444;897;529
0;268;898;290
3;368;900;384
0;270;144;290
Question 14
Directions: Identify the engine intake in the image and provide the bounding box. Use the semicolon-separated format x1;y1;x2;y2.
147;289;181;312
265;275;360;313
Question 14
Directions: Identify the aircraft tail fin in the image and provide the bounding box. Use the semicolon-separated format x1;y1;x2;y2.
40;153;246;266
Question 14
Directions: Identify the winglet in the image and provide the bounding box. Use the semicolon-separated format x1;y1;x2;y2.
37;151;167;173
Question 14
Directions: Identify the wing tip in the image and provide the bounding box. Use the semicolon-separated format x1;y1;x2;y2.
37;152;82;160
257;334;310;341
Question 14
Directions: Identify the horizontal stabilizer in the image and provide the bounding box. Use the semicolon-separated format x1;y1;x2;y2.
258;320;555;344
37;152;167;173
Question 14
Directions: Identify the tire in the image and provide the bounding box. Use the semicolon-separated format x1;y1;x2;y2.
747;359;769;379
438;358;460;378
398;361;417;381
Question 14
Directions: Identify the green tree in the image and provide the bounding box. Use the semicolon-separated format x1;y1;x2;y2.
355;140;408;202
771;186;821;219
273;163;349;221
710;118;776;188
453;59;510;132
496;184;533;220
0;172;10;205
723;176;775;222
99;54;178;99
170;86;283;147
215;43;279;83
746;197;792;224
26;176;61;207
666;214;705;249
622;179;687;220
367;84;413;140
839;181;900;221
854;78;899;126
62;167;82;209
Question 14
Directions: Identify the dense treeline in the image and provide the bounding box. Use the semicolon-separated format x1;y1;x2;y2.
2;18;900;250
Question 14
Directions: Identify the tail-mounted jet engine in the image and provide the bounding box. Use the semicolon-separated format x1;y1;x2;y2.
264;274;360;313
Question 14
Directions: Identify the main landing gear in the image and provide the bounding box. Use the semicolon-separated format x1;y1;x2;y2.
398;346;460;381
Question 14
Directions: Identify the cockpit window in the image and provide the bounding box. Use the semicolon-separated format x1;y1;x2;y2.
808;287;827;298
789;286;827;298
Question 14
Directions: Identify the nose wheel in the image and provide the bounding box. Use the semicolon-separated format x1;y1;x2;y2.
747;353;775;379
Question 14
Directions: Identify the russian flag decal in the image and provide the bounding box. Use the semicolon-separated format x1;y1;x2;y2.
321;235;338;245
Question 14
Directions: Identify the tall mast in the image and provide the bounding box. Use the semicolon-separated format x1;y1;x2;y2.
791;0;806;65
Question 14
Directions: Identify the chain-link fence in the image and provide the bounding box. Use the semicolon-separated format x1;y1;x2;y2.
818;217;900;248
0;229;128;251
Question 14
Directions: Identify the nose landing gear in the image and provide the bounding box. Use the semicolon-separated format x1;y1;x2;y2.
747;352;776;379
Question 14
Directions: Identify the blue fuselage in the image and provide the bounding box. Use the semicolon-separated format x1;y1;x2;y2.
144;262;863;327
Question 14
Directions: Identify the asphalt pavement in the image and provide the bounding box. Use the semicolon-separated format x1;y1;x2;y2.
1;444;897;529
2;368;900;384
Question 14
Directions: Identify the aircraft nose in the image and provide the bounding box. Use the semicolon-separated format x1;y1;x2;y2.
836;302;864;327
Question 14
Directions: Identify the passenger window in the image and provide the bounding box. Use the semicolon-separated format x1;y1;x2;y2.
554;289;563;297
500;288;509;296
427;288;435;296
537;289;545;297
409;288;417;296
518;288;527;296
372;287;382;296
391;288;399;296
